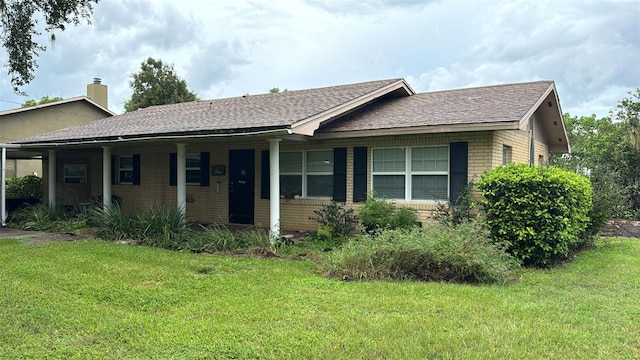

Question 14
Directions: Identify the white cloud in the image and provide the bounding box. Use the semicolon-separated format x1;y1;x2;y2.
0;0;637;118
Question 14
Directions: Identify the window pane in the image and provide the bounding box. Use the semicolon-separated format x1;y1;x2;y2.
64;165;86;177
412;146;448;172
373;148;405;172
186;170;201;184
64;165;87;184
280;175;302;197
186;154;201;168
307;150;333;173
280;152;302;172
120;170;133;183
412;175;448;200
307;175;333;197
119;156;133;169
373;175;405;199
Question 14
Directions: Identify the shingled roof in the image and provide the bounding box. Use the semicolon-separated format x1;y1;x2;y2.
15;78;411;145
13;78;566;152
318;81;556;133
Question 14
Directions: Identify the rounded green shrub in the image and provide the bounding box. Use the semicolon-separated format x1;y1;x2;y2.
477;164;593;267
358;196;418;232
5;175;42;199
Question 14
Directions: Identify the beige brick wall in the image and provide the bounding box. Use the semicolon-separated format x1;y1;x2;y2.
44;129;551;231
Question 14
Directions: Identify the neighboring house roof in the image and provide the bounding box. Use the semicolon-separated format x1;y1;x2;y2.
15;79;412;144
0;96;114;117
12;78;568;153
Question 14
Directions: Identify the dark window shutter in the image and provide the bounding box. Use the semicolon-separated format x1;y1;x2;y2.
333;147;347;202
200;152;210;186
449;142;468;204
169;153;177;186
132;154;141;186
353;146;367;202
110;155;116;185
260;150;270;199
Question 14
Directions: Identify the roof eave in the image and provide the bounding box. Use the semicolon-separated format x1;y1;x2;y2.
15;127;293;149
313;121;521;139
290;79;414;136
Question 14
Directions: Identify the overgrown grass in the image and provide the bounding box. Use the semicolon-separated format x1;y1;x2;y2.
323;222;519;284
0;237;638;359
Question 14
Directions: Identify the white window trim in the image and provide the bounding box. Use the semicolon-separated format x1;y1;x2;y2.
281;149;333;199
371;145;449;202
118;155;133;185
186;153;201;186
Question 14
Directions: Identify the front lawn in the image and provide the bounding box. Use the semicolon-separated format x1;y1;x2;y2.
0;237;638;359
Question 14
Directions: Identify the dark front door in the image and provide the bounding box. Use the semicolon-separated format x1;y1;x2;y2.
229;149;255;224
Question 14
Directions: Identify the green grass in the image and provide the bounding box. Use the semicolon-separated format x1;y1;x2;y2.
0;237;638;359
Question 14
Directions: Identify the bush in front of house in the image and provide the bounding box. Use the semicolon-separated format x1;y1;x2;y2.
434;182;477;227
477;164;593;267
9;203;88;231
185;224;271;253
309;201;360;240
93;205;272;253
358;196;418;232
5;175;42;199
92;204;188;248
321;222;518;284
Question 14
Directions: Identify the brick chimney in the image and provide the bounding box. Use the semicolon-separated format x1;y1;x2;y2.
86;77;108;109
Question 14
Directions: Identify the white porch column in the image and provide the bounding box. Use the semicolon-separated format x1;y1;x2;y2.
176;143;186;216
102;147;112;209
268;139;281;242
1;147;6;226
48;150;56;207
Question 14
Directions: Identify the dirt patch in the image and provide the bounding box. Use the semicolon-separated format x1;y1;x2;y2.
601;220;640;238
0;227;90;244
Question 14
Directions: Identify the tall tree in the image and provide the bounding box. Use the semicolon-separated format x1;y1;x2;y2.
614;89;640;151
0;0;98;94
124;57;198;112
21;95;63;107
552;89;640;219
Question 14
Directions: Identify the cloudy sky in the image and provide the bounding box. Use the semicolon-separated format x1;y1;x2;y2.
1;0;638;117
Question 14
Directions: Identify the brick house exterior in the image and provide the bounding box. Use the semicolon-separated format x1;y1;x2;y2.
3;79;568;232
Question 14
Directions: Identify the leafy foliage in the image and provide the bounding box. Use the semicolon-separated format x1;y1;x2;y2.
358;196;418;232
434;182;476;227
322;222;518;284
93;205;271;253
477;164;593;267
9;203;87;231
0;0;98;94
21;95;63;107
551;90;640;219
309;201;359;239
5;175;42;199
123;57;198;112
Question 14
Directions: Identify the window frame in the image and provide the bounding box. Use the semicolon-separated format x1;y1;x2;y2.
185;153;201;186
502;145;512;166
118;155;134;184
371;145;449;202
63;164;87;184
279;149;334;199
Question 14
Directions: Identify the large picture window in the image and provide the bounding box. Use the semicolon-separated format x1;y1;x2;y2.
372;146;448;201
280;150;333;198
64;164;87;184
